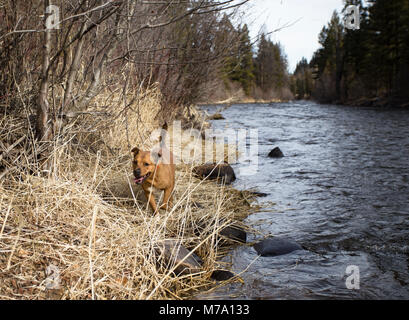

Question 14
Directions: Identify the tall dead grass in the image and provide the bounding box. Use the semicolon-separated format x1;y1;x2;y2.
0;87;257;300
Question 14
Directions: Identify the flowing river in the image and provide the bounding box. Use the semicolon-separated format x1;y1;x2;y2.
200;101;409;299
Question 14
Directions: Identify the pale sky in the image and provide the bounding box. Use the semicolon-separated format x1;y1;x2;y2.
243;0;345;72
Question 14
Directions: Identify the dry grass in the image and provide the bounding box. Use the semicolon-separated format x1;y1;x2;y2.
0;88;258;300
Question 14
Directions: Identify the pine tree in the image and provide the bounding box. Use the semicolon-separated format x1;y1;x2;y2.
223;24;255;96
366;0;409;97
312;0;409;103
291;57;313;99
254;33;289;95
310;11;345;102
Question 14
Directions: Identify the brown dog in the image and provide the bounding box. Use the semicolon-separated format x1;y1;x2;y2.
131;125;175;213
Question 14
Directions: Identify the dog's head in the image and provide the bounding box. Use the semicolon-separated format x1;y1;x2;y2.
131;147;162;184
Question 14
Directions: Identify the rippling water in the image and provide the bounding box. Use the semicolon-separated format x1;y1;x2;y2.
201;101;409;299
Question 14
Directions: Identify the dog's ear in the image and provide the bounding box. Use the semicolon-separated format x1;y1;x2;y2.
131;147;139;155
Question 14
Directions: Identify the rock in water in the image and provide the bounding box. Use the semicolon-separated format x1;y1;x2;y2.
253;238;302;257
268;147;284;158
211;270;235;281
208;113;225;120
220;225;247;243
193;163;236;184
249;191;269;197
155;240;202;275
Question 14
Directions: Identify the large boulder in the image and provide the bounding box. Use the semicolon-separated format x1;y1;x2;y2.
155;240;202;275
253;238;303;257
193;163;236;184
268;147;284;158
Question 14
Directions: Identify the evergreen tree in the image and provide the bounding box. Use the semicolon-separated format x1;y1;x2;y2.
311;11;345;102
254;33;289;94
366;0;409;97
311;0;409;103
223;24;255;96
291;57;313;99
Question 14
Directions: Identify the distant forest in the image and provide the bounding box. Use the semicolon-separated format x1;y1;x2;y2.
292;0;409;106
219;0;409;106
209;22;292;102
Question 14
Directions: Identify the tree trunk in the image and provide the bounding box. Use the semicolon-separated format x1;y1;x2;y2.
62;21;87;111
36;0;52;142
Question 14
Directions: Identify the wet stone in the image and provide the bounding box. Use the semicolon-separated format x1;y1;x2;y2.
253;238;303;257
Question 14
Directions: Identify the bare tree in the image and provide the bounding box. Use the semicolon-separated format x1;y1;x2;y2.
0;0;250;171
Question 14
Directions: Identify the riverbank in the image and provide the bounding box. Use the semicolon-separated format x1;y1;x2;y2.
343;97;409;108
197;83;290;106
300;96;409;108
263;96;409;109
0;92;258;300
198;97;287;106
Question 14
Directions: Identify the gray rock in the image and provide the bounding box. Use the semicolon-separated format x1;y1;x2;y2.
208;113;225;120
193;163;236;184
253;238;303;257
268;147;284;158
249;191;269;197
156;240;202;275
210;270;235;281
220;225;247;243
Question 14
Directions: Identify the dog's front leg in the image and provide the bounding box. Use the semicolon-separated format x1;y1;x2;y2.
143;185;158;213
160;187;173;210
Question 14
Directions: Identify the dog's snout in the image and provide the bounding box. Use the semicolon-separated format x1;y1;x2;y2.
134;168;141;177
